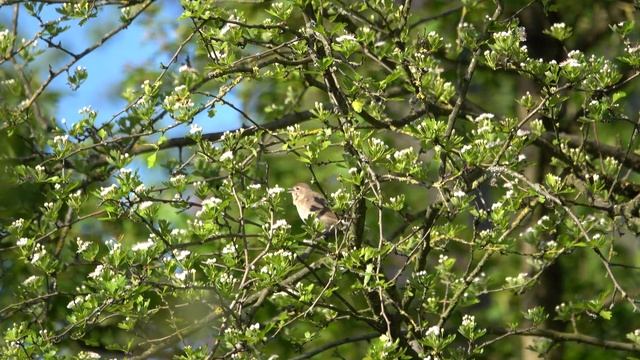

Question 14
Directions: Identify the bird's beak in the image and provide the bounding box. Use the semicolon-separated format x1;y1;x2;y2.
288;188;294;193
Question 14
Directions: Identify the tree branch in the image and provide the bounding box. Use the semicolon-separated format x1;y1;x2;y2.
291;332;381;360
492;328;640;353
90;110;314;168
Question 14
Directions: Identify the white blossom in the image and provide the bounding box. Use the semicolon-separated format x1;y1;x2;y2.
265;249;294;259
132;239;154;251
393;148;414;159
16;237;29;247
370;137;386;147
476;124;491;134
222;244;236;255
88;265;104;278
170;174;186;185
474;113;495;122
560;58;581;68
78;105;94;115
271;219;290;231
175;270;187;281
220;150;234;162
79;351;101;359
11;218;25;229
105;238;121;253
538;215;550;225
335;34;356;42
76;237;90;253
171;229;187;237
203;257;217;266
461;314;476;327
220;21;239;35
425;325;441;337
202;197;222;208
189;123;203;135
218;272;235;285
53;135;69;144
71;189;82;198
23;275;38;286
31;244;46;264
267;185;285;197
179;64;194;73
506;272;528;285
567;50;582;58
99;184;118;197
67;296;83;309
139;201;154;210
174;269;195;281
173;249;191;261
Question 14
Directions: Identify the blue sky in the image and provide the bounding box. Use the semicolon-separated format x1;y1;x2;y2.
2;2;241;181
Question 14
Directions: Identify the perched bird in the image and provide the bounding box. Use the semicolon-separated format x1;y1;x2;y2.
289;182;339;229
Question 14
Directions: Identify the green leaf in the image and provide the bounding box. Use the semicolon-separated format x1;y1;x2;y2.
363;263;374;287
147;152;158;168
352;99;364;113
320;57;333;70
612;91;626;104
599;310;612;320
379;69;402;89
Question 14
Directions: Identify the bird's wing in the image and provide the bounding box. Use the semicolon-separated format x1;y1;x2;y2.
309;195;329;212
311;195;338;222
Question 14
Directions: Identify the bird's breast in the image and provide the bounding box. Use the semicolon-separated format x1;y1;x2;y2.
295;204;312;220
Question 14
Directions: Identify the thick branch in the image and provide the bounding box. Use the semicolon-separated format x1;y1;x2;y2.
291;332;380;360
90;111;313;168
495;328;640;353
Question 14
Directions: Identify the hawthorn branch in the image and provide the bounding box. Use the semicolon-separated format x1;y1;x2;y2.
437;205;532;328
443;1;503;140
487;328;640;354
18;0;154;111
291;332;381;360
88;110;313;168
555;132;640;173
130;257;329;360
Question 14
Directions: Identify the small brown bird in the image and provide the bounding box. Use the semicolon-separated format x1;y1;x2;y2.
289;182;339;229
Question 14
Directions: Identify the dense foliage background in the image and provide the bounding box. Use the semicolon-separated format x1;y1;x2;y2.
1;0;640;358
